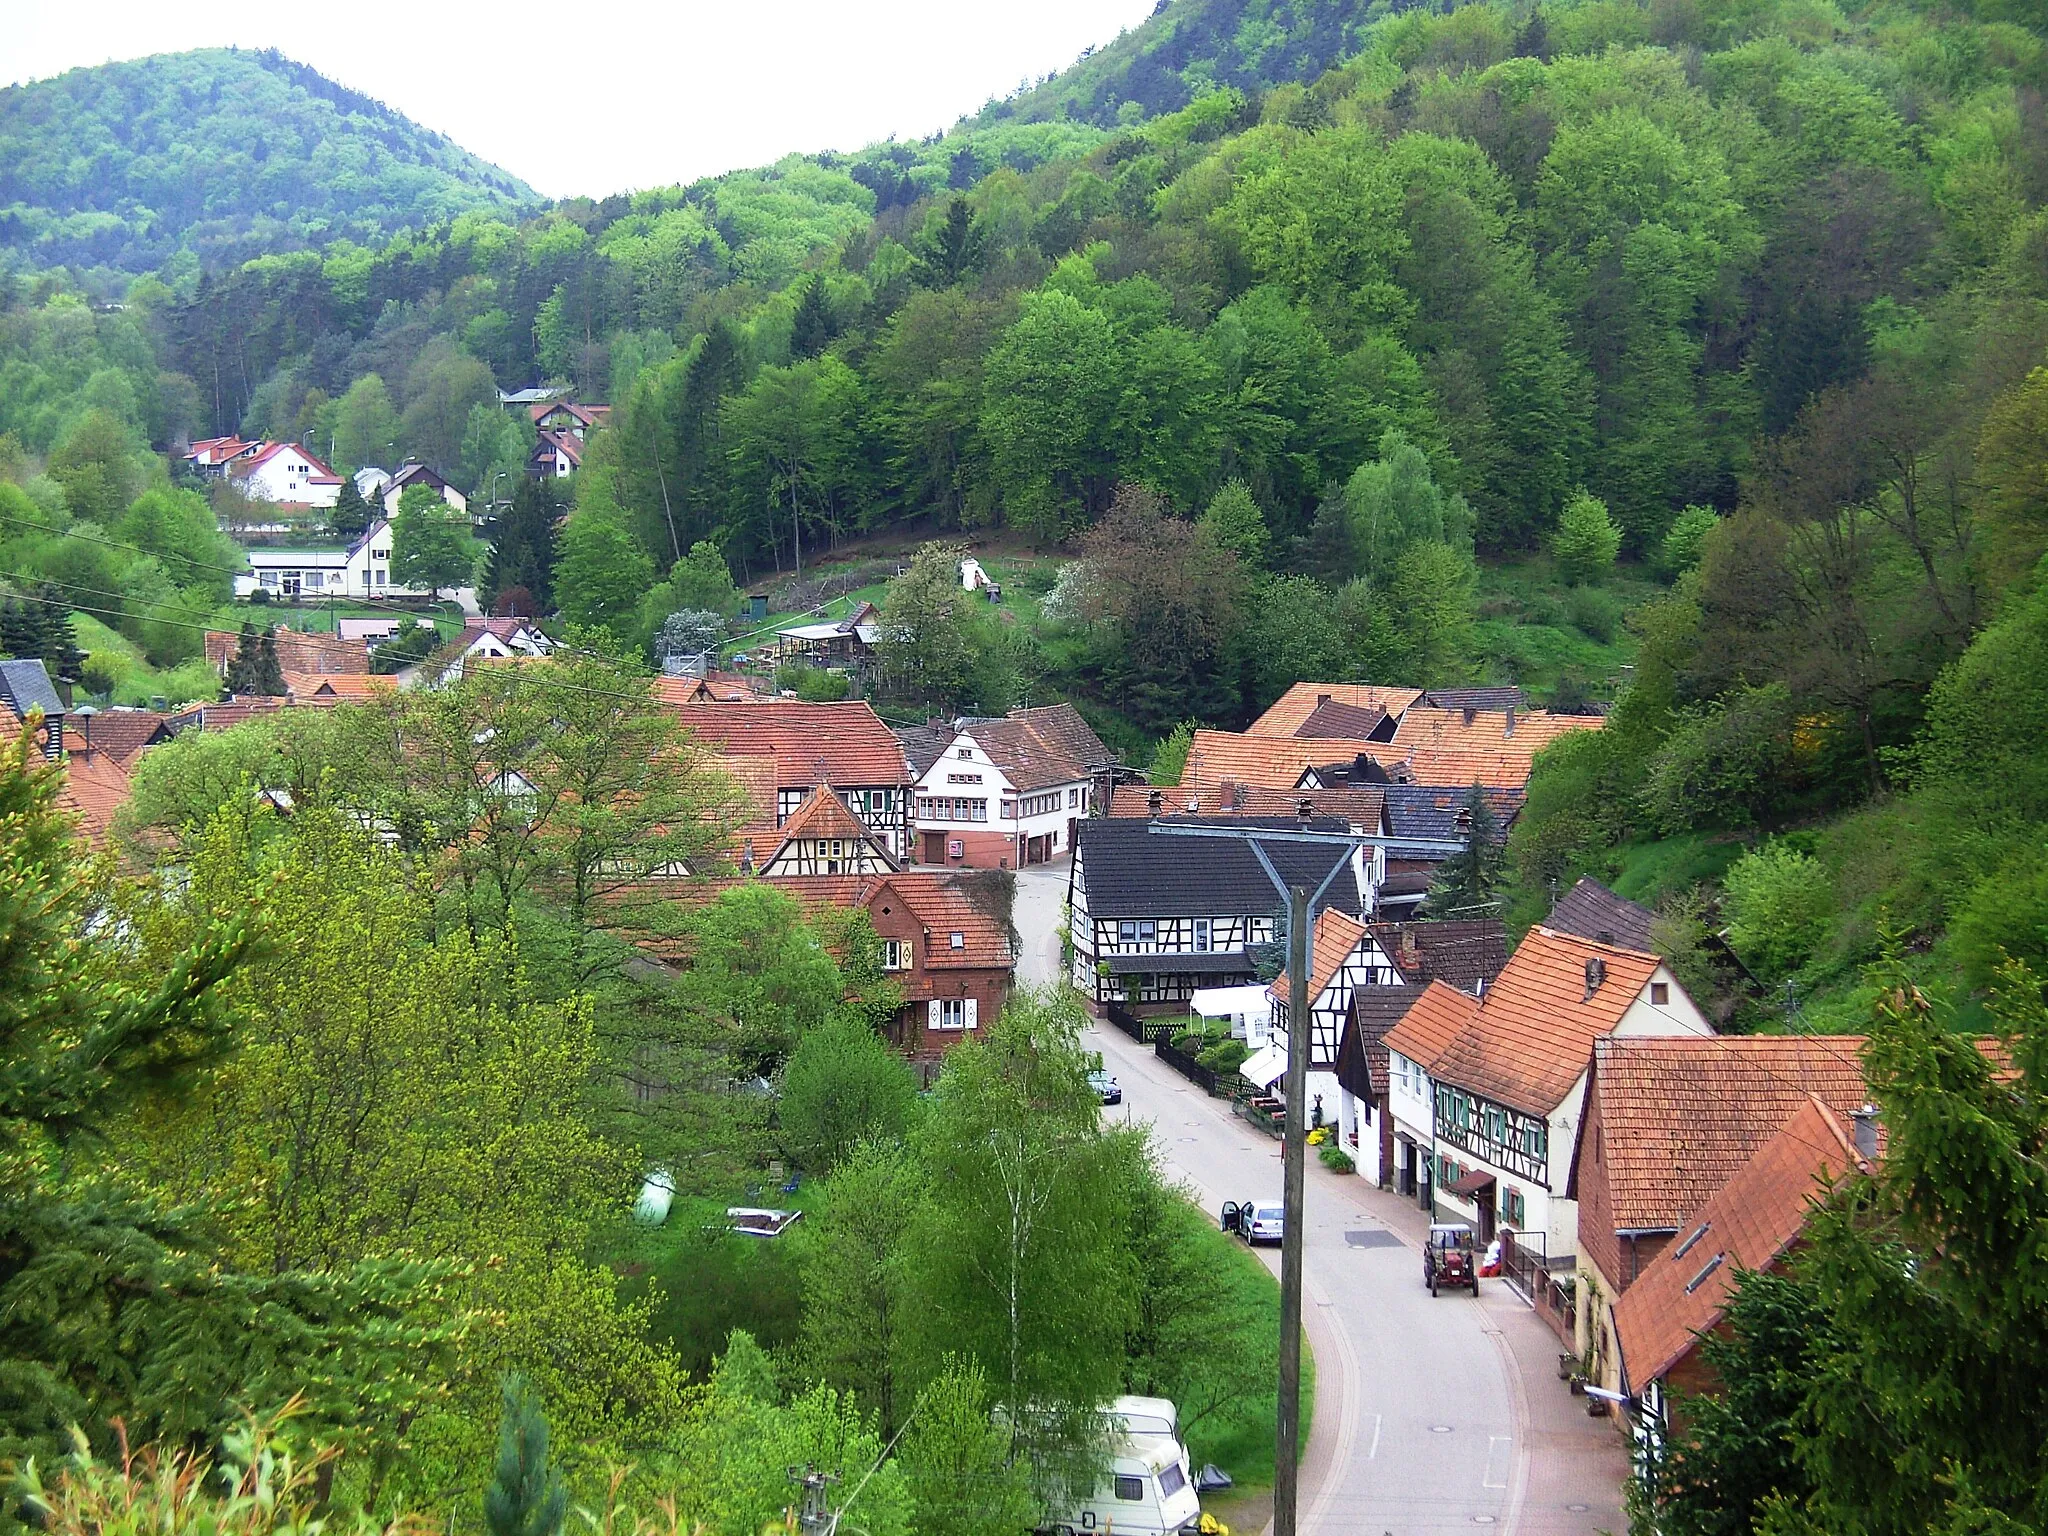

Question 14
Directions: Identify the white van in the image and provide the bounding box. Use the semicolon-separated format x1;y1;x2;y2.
1052;1433;1201;1536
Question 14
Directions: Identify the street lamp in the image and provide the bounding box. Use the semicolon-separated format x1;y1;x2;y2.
1145;810;1464;1536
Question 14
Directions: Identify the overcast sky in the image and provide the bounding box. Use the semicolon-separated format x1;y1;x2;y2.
4;1;1161;199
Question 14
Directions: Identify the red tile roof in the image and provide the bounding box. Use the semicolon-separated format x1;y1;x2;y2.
1271;909;1371;1006
282;671;395;703
1294;698;1390;739
1384;707;1603;790
656;697;912;788
1383;980;1484;1067
64;710;171;766
1387;927;1669;1116
1;710;132;847
205;627;371;676
1249;683;1426;737
1106;782;1388;826
1181;730;1385;793
1571;1035;1872;1232
1614;1097;1862;1390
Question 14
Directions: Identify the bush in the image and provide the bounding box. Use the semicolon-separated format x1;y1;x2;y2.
773;663;851;701
1318;1143;1355;1174
1196;1037;1251;1074
1564;585;1623;642
1723;843;1834;983
1552;491;1622;584
1637;683;1799;835
1947;846;2048;999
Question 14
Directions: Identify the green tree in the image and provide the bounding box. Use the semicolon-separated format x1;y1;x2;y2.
391;483;475;600
721;356;865;573
898;1361;1037;1536
483;1376;567;1536
45;409;138;524
980;290;1118;542
401;345;499;477
1386;540;1477;683
1975;365;2048;595
672;884;845;1074
253;626;287;697
1657;504;1719;578
1721;842;1833;983
1344;428;1474;582
1552;490;1622;584
331;375;401;474
482;476;561;614
876;542;974;711
1199;480;1270;569
1150;720;1195;787
779;1018;918;1175
1423;786;1503;917
459;401;535;502
797;1141;926;1433
555;512;655;638
908;988;1137;1482
331;478;373;543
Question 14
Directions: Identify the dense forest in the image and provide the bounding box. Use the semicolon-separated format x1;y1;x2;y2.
0;48;539;276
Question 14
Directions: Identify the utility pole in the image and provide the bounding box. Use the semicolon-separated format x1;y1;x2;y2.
788;1465;836;1535
1275;880;1311;1536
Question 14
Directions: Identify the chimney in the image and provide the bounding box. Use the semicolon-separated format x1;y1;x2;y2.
1852;1103;1880;1162
1583;956;1607;999
1463;707;1477;726
1400;927;1419;968
1148;789;1163;819
1222;779;1240;811
1504;706;1517;737
1297;797;1314;828
1317;693;1332;707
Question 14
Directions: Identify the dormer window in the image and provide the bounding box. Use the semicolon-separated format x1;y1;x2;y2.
949;932;964;949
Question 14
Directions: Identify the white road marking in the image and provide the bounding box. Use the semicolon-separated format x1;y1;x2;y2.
1484;1435;1513;1490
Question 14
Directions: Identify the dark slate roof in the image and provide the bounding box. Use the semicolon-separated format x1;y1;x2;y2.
0;658;64;721
1547;877;1657;953
1075;815;1363;919
1367;920;1510;991
1293;698;1390;740
1382;784;1525;847
894;724;957;779
1422;687;1527;711
1337;982;1427;1098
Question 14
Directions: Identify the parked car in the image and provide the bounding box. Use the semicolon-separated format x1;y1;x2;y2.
1221;1199;1285;1246
1424;1222;1480;1296
1088;1069;1122;1105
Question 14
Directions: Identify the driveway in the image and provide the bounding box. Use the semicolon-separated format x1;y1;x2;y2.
1088;1022;1629;1536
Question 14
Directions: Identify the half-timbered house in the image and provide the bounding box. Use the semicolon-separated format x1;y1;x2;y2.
1382;927;1712;1259
1067;815;1373;1011
1261;910;1403;1157
742;783;900;877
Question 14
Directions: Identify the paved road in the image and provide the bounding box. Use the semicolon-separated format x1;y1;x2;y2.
1014;859;1627;1535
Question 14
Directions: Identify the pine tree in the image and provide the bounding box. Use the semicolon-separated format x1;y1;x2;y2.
332;479;373;543
1423;785;1503;917
0;596;39;659
791;276;837;358
34;586;84;684
482;478;560;613
223;622;259;696
254;627;288;697
482;1375;566;1536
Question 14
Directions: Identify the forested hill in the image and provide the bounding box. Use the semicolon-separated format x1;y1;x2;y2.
0;49;539;276
971;0;1404;128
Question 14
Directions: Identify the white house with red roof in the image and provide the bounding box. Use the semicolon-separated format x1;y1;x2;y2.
229;442;343;508
234;517;430;600
185;437;266;478
911;704;1115;869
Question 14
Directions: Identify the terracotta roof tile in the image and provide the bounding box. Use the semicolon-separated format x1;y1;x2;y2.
1106;782;1387;826
714;755;782;831
282;671;395;703
1383;980;1484;1068
1181;730;1385;793
65;710;172;765
1272;909;1370;1005
657;697;912;788
1614;1098;1861;1389
1423;927;1667;1115
1248;683;1426;737
1384;707;1603;790
962;717;1086;792
1574;1035;1871;1232
1007;703;1115;772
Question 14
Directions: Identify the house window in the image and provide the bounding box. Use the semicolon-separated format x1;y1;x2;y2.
1069;787;1081;808
946;772;983;784
881;940;908;971
971;800;987;822
939;998;967;1029
949;932;964;949
1194;919;1211;953
1118;921;1137;944
1650;982;1670;1005
1001;799;1017;818
956;747;973;759
1501;1187;1526;1227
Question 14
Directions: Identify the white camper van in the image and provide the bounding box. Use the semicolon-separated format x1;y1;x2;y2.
1053;1433;1200;1536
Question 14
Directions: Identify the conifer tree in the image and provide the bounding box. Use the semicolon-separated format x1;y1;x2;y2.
332;478;373;543
223;622;259;695
482;1375;566;1536
254;627;288;696
1424;785;1503;917
34;586;84;684
482;477;560;613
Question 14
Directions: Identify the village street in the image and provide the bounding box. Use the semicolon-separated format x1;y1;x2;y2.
1013;864;1629;1536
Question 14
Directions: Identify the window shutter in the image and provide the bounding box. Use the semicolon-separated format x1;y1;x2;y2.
927;1000;941;1029
965;998;979;1030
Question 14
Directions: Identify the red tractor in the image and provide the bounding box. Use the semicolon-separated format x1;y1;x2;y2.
1424;1223;1480;1297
